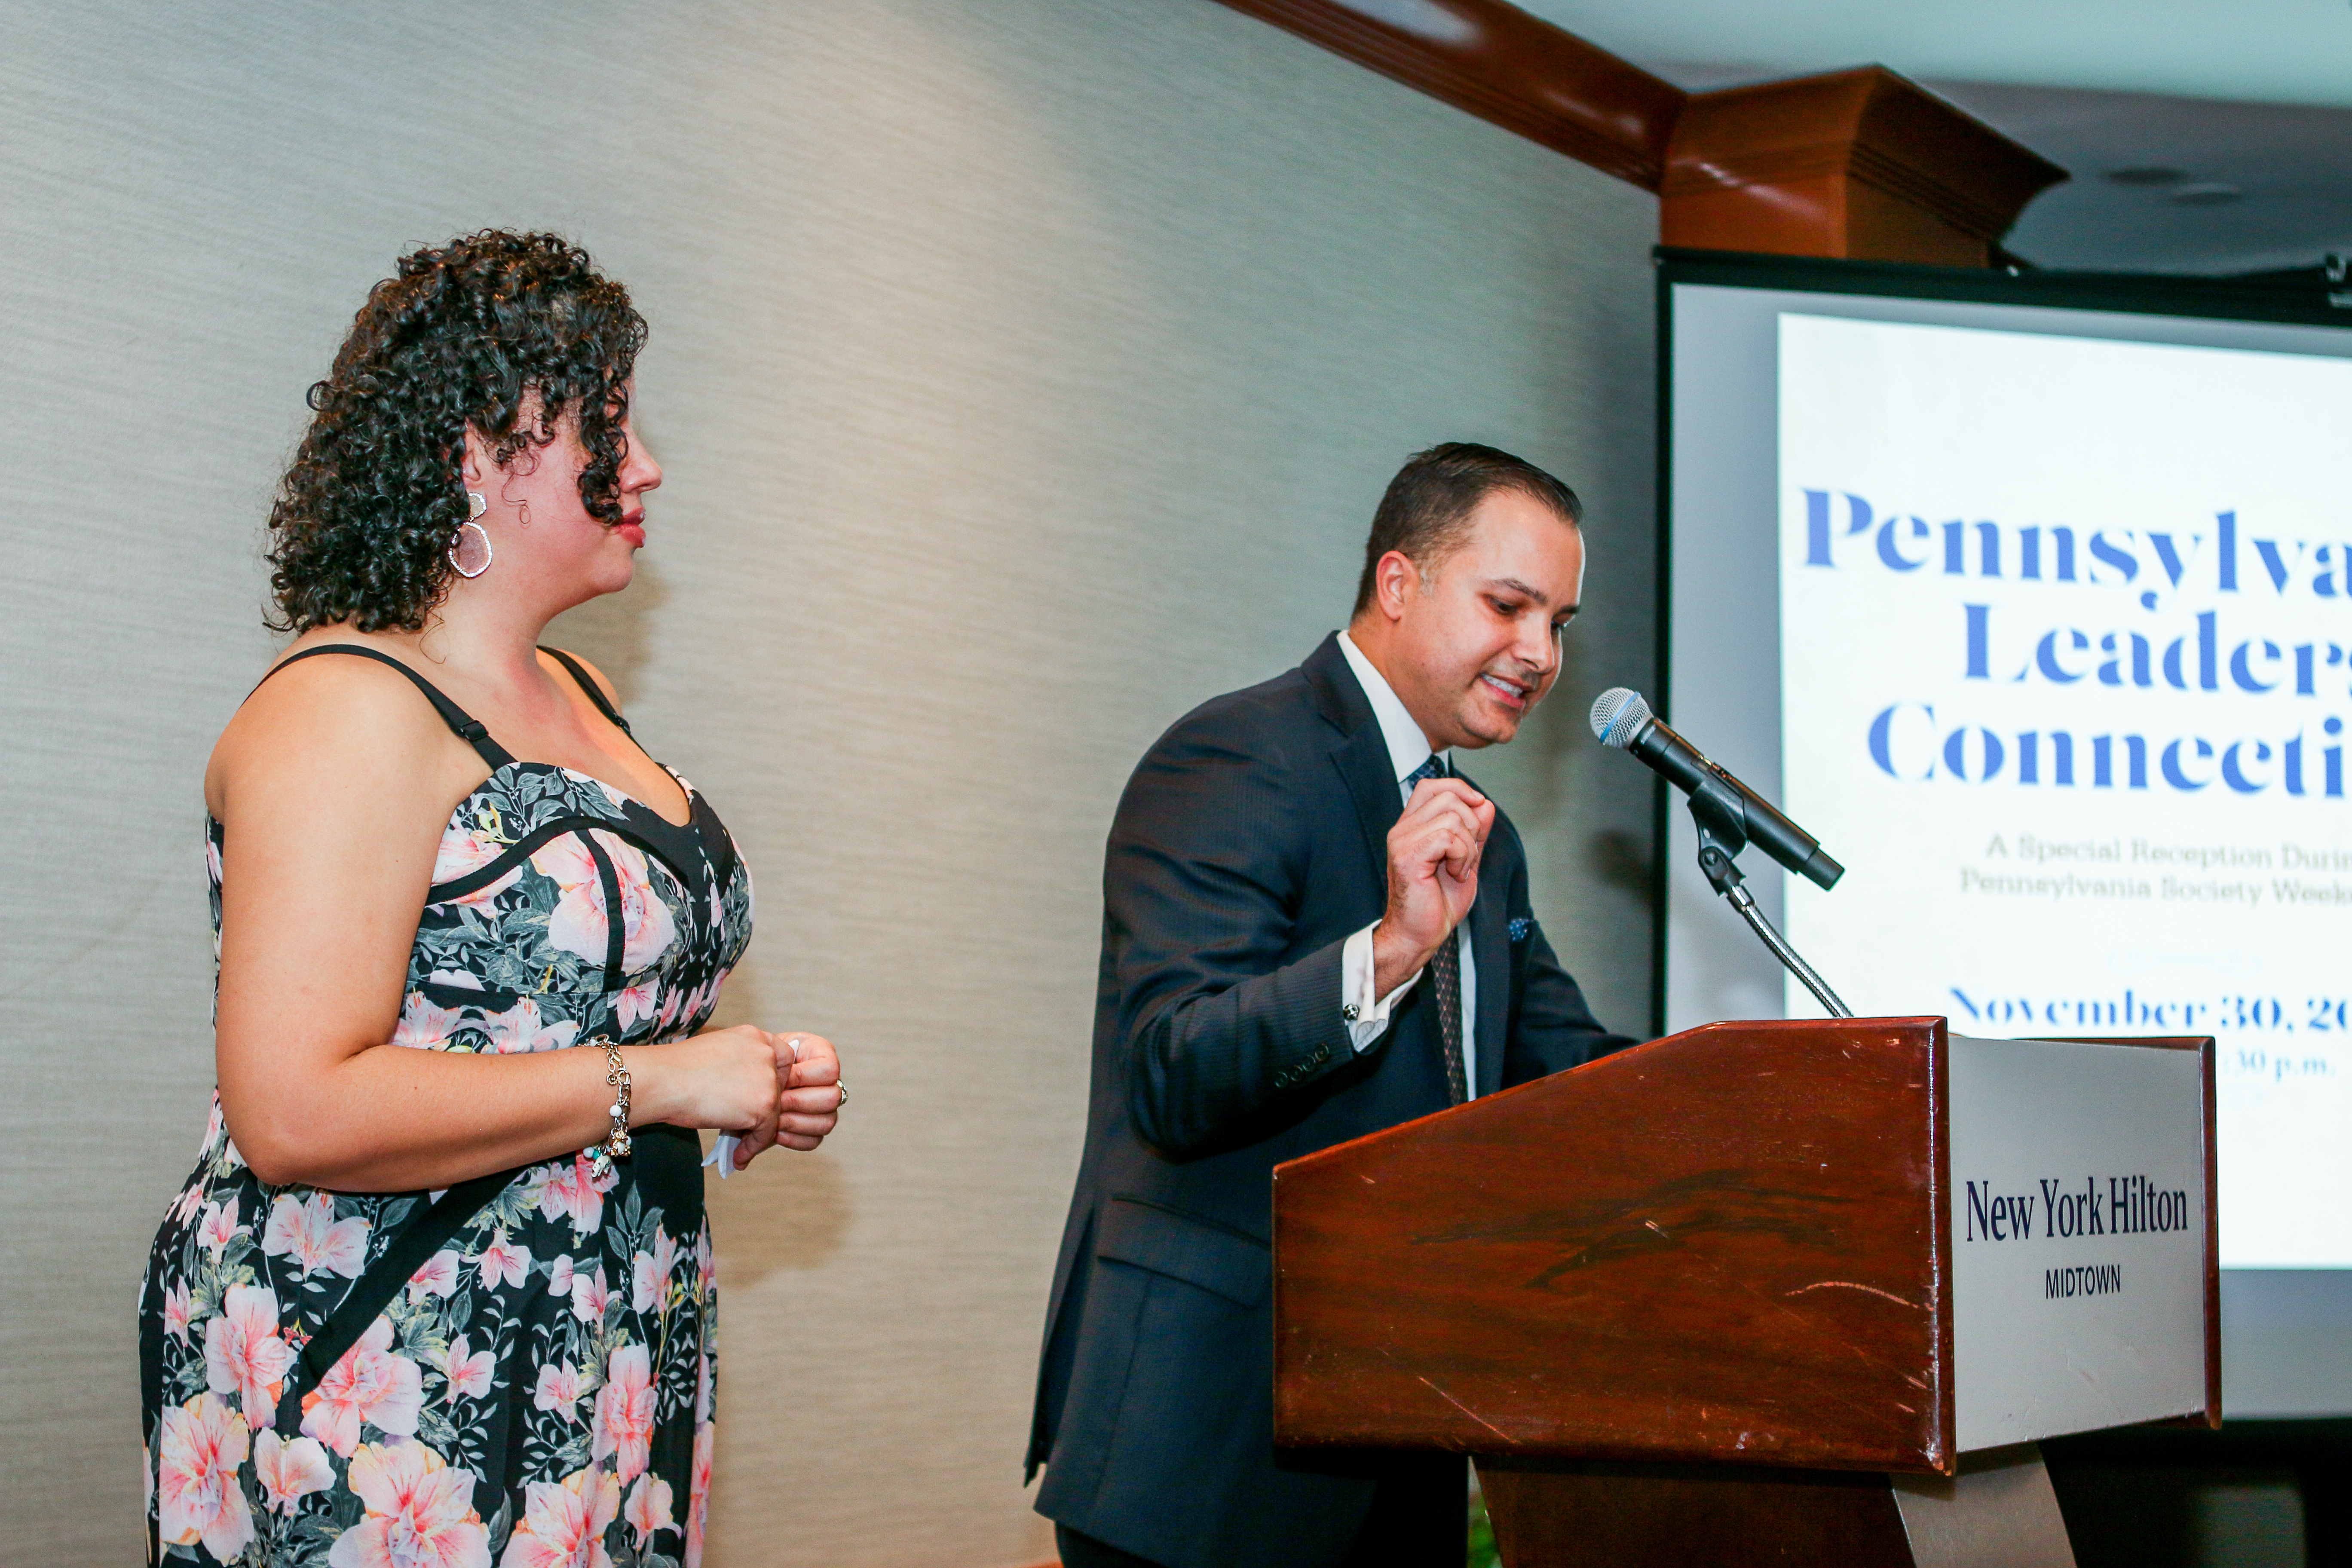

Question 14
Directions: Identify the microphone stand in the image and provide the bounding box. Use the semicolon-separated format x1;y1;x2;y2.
1685;782;1853;1020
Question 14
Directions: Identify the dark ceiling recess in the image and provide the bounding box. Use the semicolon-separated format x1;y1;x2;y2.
1213;0;2067;267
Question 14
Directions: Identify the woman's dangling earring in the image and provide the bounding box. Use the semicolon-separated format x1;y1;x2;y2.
450;491;493;578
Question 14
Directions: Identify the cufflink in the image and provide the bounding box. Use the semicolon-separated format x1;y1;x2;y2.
1342;1003;1360;1022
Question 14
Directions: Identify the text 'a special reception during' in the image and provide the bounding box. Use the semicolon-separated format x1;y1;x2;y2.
5;2;2348;1566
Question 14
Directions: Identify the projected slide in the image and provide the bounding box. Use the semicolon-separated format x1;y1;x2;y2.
1777;313;2352;1269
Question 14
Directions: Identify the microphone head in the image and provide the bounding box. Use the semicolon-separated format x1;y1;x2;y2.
1589;687;1653;749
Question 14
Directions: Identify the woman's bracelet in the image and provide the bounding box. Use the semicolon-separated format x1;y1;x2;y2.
589;1039;631;1174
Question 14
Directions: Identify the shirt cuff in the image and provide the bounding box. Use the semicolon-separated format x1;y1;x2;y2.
1341;920;1422;1052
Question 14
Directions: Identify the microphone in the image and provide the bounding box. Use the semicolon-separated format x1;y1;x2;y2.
1589;688;1844;890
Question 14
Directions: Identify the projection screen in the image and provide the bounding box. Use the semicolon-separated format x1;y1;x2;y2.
1659;252;2352;1417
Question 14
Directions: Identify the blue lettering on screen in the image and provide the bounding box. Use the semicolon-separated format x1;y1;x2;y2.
1799;490;2352;803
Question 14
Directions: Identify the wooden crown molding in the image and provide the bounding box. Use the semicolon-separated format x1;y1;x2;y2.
1664;67;2068;265
1213;0;1685;189
1211;1;2068;266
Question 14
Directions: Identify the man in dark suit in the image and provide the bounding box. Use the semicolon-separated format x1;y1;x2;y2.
1026;442;1638;1568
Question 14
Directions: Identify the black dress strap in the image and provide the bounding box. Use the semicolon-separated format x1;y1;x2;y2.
540;648;707;845
254;645;515;769
539;646;632;736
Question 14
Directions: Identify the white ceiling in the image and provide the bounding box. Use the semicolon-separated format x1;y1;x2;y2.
1514;0;2352;109
1512;0;2352;273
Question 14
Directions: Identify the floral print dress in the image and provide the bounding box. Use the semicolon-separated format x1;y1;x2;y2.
138;646;752;1568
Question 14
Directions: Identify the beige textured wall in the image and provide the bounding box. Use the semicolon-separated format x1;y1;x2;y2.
0;1;1658;1562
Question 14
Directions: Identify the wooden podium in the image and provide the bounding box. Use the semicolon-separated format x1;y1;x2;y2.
1271;1017;2218;1567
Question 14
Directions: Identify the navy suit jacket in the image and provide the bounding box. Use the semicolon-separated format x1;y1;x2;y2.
1027;634;1636;1568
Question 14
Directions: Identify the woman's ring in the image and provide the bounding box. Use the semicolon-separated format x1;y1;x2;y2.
836;1080;848;1109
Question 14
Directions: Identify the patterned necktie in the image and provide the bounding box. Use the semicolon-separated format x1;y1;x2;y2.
1404;756;1469;1105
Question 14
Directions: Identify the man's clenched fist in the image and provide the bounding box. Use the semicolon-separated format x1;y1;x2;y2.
1371;777;1494;997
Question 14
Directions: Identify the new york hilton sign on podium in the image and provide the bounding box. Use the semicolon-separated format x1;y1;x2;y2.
1270;1017;2217;1568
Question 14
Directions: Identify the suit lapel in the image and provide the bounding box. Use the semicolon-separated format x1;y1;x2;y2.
1332;732;1402;884
1303;634;1402;881
1463;773;1513;1098
1307;635;1507;1095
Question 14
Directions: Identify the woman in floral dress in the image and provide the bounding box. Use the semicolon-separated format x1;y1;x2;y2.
137;231;845;1568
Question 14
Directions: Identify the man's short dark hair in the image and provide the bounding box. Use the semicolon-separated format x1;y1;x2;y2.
1351;442;1583;616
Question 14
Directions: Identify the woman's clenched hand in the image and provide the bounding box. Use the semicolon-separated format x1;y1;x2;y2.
770;1032;842;1156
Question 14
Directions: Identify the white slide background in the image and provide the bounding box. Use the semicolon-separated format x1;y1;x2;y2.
1776;313;2352;1269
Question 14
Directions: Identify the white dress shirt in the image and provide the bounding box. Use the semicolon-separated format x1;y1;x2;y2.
1334;631;1479;1097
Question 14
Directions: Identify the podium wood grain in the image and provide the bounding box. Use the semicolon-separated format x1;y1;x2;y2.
1479;1459;1917;1568
1272;1017;1958;1473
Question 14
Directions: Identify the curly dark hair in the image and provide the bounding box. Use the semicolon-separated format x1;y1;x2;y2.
266;230;648;632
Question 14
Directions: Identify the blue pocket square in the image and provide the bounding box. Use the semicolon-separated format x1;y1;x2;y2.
1508;917;1534;942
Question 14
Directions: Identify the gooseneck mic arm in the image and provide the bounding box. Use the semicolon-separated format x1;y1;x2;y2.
1706;867;1854;1021
1590;688;1853;1019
